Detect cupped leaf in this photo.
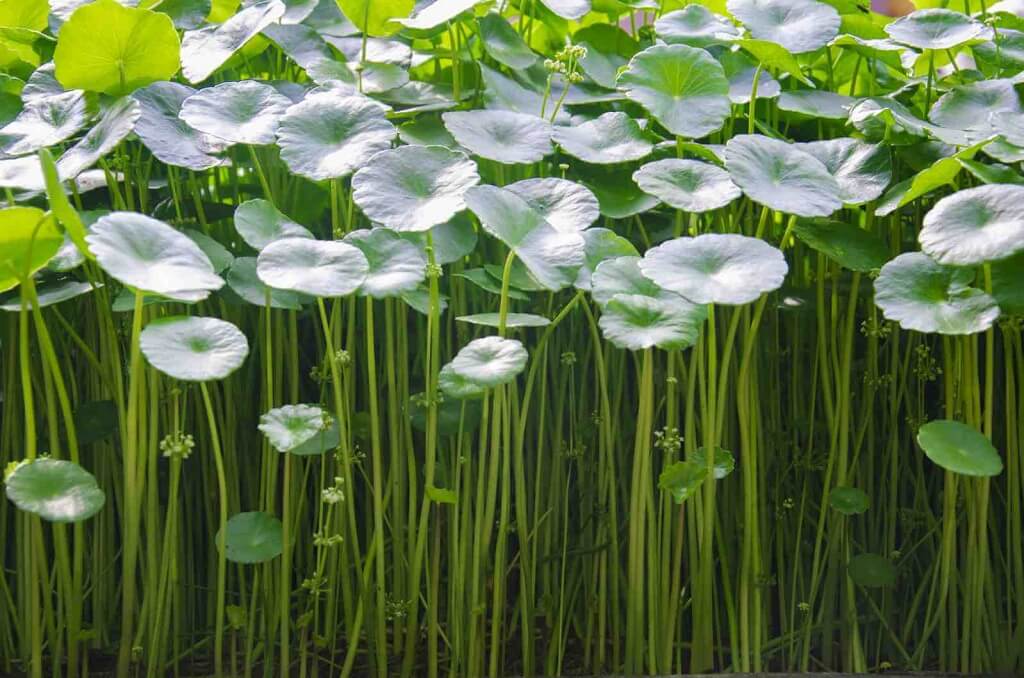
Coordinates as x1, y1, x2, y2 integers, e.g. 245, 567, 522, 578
276, 93, 395, 181
448, 336, 528, 388
180, 1, 286, 83
227, 257, 308, 309
290, 420, 340, 456
552, 111, 652, 165
873, 252, 1000, 335
592, 255, 668, 305
256, 237, 368, 297
442, 110, 552, 164
575, 227, 639, 291
599, 293, 706, 351
217, 512, 283, 563
234, 199, 313, 251
351, 145, 480, 232
5, 459, 105, 523
791, 219, 888, 272
53, 0, 180, 96
693, 447, 735, 479
725, 134, 842, 217
505, 178, 599, 233
796, 138, 891, 206
919, 184, 1024, 266
639, 233, 788, 306
659, 461, 707, 503
884, 9, 988, 51
633, 158, 741, 212
133, 81, 227, 171
727, 0, 840, 54
86, 212, 224, 302
139, 316, 250, 381
180, 80, 292, 146
56, 96, 141, 180
929, 80, 1021, 133
464, 185, 585, 291
617, 44, 731, 139
343, 228, 426, 298
456, 312, 550, 328
0, 206, 62, 293
259, 403, 326, 452
917, 420, 1003, 476
848, 553, 896, 588
439, 363, 488, 399
829, 487, 870, 515
0, 91, 89, 156
398, 214, 477, 265
396, 0, 486, 29
655, 6, 739, 48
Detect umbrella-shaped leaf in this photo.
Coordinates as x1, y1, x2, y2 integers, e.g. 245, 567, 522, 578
56, 96, 141, 180
179, 80, 291, 146
797, 138, 891, 206
5, 459, 105, 523
53, 0, 180, 96
617, 44, 730, 139
140, 316, 249, 381
86, 212, 224, 302
634, 158, 741, 212
291, 420, 341, 456
337, 0, 413, 36
592, 255, 667, 306
442, 110, 552, 165
884, 9, 988, 51
0, 206, 62, 293
180, 1, 286, 84
873, 252, 1000, 335
256, 237, 368, 297
640, 233, 788, 305
276, 93, 395, 181
133, 81, 227, 171
439, 363, 488, 399
448, 336, 528, 388
456, 312, 550, 328
575, 227, 639, 291
259, 403, 326, 452
725, 134, 842, 217
217, 512, 283, 563
659, 460, 707, 503
351, 145, 479, 232
343, 228, 426, 298
399, 115, 458, 148
830, 487, 870, 515
234, 199, 313, 251
552, 111, 653, 165
929, 80, 1021, 133
721, 50, 780, 105
917, 420, 1003, 476
727, 0, 840, 54
0, 91, 89, 156
693, 446, 735, 479
505, 178, 599, 233
655, 6, 739, 48
398, 213, 477, 264
600, 293, 706, 350
478, 12, 536, 70
227, 257, 308, 309
464, 185, 585, 291
919, 184, 1024, 266
848, 553, 896, 588
791, 219, 888, 272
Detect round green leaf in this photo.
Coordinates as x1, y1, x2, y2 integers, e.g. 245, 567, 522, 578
725, 134, 842, 217
343, 228, 427, 298
796, 138, 891, 206
256, 237, 368, 298
655, 6, 739, 48
5, 459, 105, 523
727, 0, 840, 54
0, 206, 62, 293
351, 145, 480, 232
693, 446, 735, 479
397, 213, 477, 265
54, 0, 180, 96
133, 81, 228, 171
617, 44, 731, 139
139, 315, 249, 381
259, 404, 326, 452
640, 233, 788, 305
234, 199, 313, 251
179, 80, 292, 146
873, 252, 1000, 335
599, 293, 706, 351
0, 90, 89, 156
884, 9, 988, 51
86, 212, 224, 302
633, 158, 741, 213
505, 178, 599, 233
276, 93, 395, 181
290, 420, 341, 456
917, 420, 1003, 477
929, 79, 1021, 133
180, 1, 286, 84
848, 553, 896, 588
217, 512, 283, 564
919, 184, 1024, 266
659, 461, 707, 503
585, 169, 660, 219
439, 363, 488, 399
829, 487, 870, 515
592, 255, 667, 306
448, 336, 528, 388
337, 0, 413, 36
575, 227, 639, 291
552, 111, 653, 165
226, 257, 308, 310
456, 312, 550, 328
791, 219, 889, 272
442, 110, 553, 165
477, 11, 537, 70
184, 229, 233, 273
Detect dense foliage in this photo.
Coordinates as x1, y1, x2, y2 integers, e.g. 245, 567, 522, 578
1, 0, 1023, 676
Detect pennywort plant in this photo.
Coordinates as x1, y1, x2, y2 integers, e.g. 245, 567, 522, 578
1, 0, 1024, 675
